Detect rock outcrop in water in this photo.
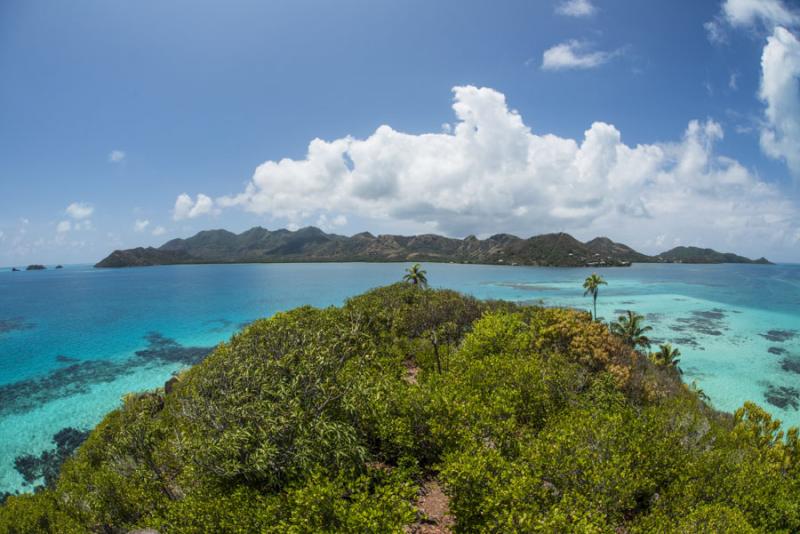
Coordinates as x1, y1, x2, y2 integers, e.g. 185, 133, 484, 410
94, 226, 772, 268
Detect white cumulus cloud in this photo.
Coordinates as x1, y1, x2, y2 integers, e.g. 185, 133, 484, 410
760, 26, 800, 176
173, 193, 216, 220
134, 219, 150, 232
706, 0, 799, 44
707, 1, 800, 180
152, 226, 166, 236
57, 220, 72, 233
66, 202, 94, 220
555, 0, 596, 17
542, 40, 618, 70
108, 150, 126, 163
722, 0, 799, 28
203, 85, 798, 258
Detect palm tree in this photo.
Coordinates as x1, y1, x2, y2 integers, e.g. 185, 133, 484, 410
689, 380, 709, 401
403, 263, 428, 288
651, 343, 682, 372
582, 273, 607, 320
610, 310, 652, 351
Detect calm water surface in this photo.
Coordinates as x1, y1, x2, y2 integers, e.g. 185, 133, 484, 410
1, 262, 799, 493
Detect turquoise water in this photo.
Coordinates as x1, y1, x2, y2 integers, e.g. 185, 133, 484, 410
1, 261, 799, 494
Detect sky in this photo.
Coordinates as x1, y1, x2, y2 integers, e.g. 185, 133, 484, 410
2, 0, 800, 264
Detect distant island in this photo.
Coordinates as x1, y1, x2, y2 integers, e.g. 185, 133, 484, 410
95, 226, 772, 268
25, 265, 46, 271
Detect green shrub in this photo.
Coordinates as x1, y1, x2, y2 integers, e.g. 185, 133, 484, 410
3, 284, 800, 533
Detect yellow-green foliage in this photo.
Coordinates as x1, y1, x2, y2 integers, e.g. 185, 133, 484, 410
2, 283, 799, 533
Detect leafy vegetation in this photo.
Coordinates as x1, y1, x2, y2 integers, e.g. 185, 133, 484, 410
403, 263, 428, 288
651, 343, 682, 372
2, 282, 799, 533
611, 310, 653, 351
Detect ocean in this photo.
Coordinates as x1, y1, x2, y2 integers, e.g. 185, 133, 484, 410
1, 261, 799, 494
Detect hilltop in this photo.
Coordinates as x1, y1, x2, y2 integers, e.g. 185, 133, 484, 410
656, 246, 772, 265
1, 283, 797, 532
95, 227, 772, 268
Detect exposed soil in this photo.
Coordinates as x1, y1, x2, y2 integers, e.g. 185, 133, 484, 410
406, 480, 453, 534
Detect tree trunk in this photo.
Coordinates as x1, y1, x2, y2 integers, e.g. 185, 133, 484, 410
432, 332, 442, 374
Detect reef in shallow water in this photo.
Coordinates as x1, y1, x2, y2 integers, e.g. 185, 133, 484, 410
13, 427, 89, 492
0, 333, 213, 418
671, 336, 704, 350
760, 330, 798, 343
135, 332, 211, 365
0, 317, 35, 335
764, 384, 800, 410
669, 309, 728, 337
781, 357, 800, 375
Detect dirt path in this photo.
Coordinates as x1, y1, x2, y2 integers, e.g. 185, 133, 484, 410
406, 479, 453, 533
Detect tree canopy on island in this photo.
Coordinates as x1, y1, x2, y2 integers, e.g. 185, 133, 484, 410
2, 283, 799, 533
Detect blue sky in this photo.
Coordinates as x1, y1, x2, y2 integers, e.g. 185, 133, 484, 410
2, 0, 800, 264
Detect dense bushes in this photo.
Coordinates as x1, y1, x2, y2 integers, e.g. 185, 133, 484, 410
2, 283, 800, 533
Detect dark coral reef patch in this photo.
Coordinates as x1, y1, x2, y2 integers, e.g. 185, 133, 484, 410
13, 427, 89, 490
760, 330, 798, 343
135, 332, 211, 365
764, 384, 800, 410
0, 317, 34, 335
670, 309, 728, 337
781, 357, 800, 374
0, 333, 212, 418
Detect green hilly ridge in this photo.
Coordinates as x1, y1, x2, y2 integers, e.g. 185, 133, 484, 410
2, 283, 797, 533
94, 226, 772, 268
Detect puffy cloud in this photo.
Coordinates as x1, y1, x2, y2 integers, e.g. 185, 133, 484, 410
134, 219, 150, 232
541, 40, 618, 70
57, 220, 71, 233
152, 226, 166, 236
65, 202, 94, 220
759, 26, 800, 176
204, 85, 798, 257
721, 0, 798, 28
108, 150, 126, 163
708, 1, 800, 179
173, 193, 216, 220
705, 0, 798, 44
555, 0, 596, 17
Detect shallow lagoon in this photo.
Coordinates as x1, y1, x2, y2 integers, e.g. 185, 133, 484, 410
1, 261, 799, 493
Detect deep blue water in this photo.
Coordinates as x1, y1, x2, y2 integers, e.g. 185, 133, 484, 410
1, 261, 800, 494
